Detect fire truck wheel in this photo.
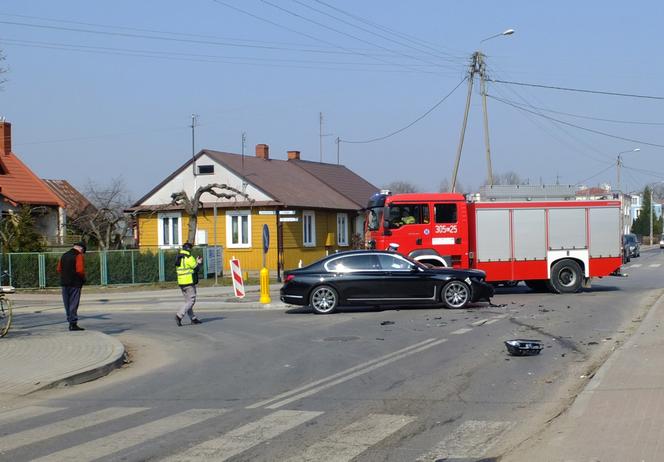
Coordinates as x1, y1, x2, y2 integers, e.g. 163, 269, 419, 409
441, 280, 470, 309
310, 285, 339, 314
549, 259, 583, 294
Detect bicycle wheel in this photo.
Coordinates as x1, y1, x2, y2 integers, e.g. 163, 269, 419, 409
0, 298, 12, 337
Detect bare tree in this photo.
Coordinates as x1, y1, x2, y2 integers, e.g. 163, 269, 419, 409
0, 49, 7, 89
74, 178, 133, 250
484, 171, 525, 186
383, 181, 419, 194
439, 178, 466, 193
171, 183, 253, 244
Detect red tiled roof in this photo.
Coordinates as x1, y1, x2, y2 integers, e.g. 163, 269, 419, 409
42, 179, 94, 218
0, 152, 64, 207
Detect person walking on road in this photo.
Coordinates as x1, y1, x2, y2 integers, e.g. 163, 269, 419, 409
57, 242, 87, 331
175, 242, 203, 326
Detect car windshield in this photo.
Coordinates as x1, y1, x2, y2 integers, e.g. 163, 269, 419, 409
366, 207, 382, 231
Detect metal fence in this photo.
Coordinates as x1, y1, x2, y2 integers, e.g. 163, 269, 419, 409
0, 246, 223, 289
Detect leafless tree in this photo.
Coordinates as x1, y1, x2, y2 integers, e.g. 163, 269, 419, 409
383, 181, 419, 194
171, 183, 253, 244
439, 178, 466, 193
74, 178, 133, 250
0, 49, 7, 89
484, 171, 525, 186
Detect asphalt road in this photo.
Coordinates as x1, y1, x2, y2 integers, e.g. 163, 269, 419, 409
3, 248, 664, 461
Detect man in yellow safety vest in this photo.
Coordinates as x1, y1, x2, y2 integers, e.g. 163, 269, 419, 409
175, 242, 203, 326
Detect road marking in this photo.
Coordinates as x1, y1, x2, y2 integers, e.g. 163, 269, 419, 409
630, 264, 642, 268
31, 408, 227, 462
163, 410, 322, 462
650, 263, 661, 268
451, 327, 473, 335
0, 407, 146, 453
471, 318, 489, 326
416, 420, 513, 461
266, 339, 447, 409
285, 413, 415, 461
485, 318, 501, 325
247, 338, 441, 409
0, 406, 65, 425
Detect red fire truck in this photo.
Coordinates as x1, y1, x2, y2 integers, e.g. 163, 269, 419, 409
365, 186, 623, 293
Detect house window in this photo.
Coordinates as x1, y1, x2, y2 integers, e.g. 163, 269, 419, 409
197, 165, 214, 175
303, 211, 316, 247
226, 210, 251, 248
158, 212, 181, 247
337, 213, 348, 246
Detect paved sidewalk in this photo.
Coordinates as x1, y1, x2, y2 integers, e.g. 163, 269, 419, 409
0, 331, 125, 399
503, 292, 664, 462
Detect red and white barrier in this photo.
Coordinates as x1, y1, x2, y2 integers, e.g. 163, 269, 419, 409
230, 257, 245, 298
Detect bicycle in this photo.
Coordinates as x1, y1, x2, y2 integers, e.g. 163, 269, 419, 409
0, 285, 14, 337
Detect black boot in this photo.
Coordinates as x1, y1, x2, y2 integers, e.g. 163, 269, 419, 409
191, 317, 202, 325
69, 322, 85, 331
175, 314, 183, 327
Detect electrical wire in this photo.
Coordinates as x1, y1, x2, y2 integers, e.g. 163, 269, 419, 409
488, 94, 664, 149
491, 79, 664, 100
575, 163, 616, 186
340, 76, 466, 144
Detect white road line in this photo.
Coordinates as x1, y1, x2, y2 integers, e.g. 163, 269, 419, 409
31, 408, 227, 462
416, 420, 513, 461
650, 263, 661, 268
163, 410, 322, 462
630, 264, 642, 268
471, 319, 489, 326
247, 338, 439, 409
485, 318, 501, 325
451, 327, 473, 335
0, 406, 65, 425
285, 413, 415, 462
267, 339, 448, 409
0, 407, 146, 453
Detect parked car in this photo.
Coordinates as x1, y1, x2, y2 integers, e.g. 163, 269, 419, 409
280, 250, 494, 314
623, 233, 640, 258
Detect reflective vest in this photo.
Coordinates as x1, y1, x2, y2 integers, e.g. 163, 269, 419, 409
176, 250, 198, 286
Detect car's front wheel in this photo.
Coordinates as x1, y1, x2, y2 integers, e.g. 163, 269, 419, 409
441, 280, 470, 309
310, 285, 339, 314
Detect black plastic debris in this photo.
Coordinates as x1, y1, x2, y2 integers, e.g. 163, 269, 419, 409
504, 339, 543, 356
380, 321, 395, 326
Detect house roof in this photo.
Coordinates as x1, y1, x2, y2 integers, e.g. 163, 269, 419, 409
0, 152, 64, 207
42, 179, 94, 218
133, 149, 378, 211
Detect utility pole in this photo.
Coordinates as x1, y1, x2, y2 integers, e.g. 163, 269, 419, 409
478, 52, 493, 186
319, 112, 324, 163
451, 53, 477, 192
191, 114, 199, 176
241, 131, 246, 170
650, 187, 654, 245
336, 137, 340, 165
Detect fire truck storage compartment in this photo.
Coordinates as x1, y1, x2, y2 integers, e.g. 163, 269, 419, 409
513, 209, 546, 260
476, 209, 510, 262
548, 208, 586, 250
589, 206, 620, 257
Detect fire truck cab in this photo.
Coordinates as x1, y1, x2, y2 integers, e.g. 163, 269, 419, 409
365, 186, 623, 293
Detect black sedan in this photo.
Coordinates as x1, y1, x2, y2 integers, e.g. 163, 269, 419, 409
280, 250, 494, 314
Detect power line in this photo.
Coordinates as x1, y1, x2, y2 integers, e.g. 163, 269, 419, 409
576, 163, 616, 186
491, 78, 664, 100
489, 94, 664, 149
341, 76, 466, 144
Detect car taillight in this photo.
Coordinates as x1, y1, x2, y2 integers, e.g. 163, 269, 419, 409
284, 274, 295, 283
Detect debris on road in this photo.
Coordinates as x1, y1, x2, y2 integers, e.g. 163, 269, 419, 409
505, 339, 544, 356
380, 320, 395, 326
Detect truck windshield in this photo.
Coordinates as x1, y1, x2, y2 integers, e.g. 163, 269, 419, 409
366, 207, 382, 231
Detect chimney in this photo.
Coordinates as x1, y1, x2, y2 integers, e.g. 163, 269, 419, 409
255, 144, 269, 160
287, 150, 301, 161
0, 121, 10, 156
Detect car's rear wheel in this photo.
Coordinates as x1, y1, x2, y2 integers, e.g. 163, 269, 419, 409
310, 285, 339, 314
441, 280, 470, 309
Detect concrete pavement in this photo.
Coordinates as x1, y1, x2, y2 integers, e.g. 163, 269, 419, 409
1, 284, 286, 398
504, 290, 664, 462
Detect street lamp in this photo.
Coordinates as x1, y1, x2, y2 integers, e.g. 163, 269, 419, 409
451, 28, 515, 192
616, 148, 640, 192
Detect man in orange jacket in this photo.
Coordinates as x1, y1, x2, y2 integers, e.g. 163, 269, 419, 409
57, 242, 87, 331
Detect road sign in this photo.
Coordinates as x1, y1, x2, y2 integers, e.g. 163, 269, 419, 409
230, 258, 245, 298
262, 224, 270, 254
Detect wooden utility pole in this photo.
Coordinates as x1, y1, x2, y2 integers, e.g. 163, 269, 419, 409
478, 52, 493, 186
451, 54, 477, 192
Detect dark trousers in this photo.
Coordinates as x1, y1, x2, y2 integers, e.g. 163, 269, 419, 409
62, 286, 82, 323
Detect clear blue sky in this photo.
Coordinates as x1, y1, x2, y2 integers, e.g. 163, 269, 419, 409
1, 0, 662, 200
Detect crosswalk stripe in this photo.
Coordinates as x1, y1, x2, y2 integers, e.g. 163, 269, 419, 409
0, 406, 65, 425
162, 410, 322, 462
650, 263, 661, 268
630, 264, 642, 268
0, 407, 146, 453
31, 408, 227, 462
416, 420, 513, 461
285, 413, 415, 462
451, 327, 473, 335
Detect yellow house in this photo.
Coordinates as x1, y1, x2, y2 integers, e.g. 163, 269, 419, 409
129, 144, 378, 278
